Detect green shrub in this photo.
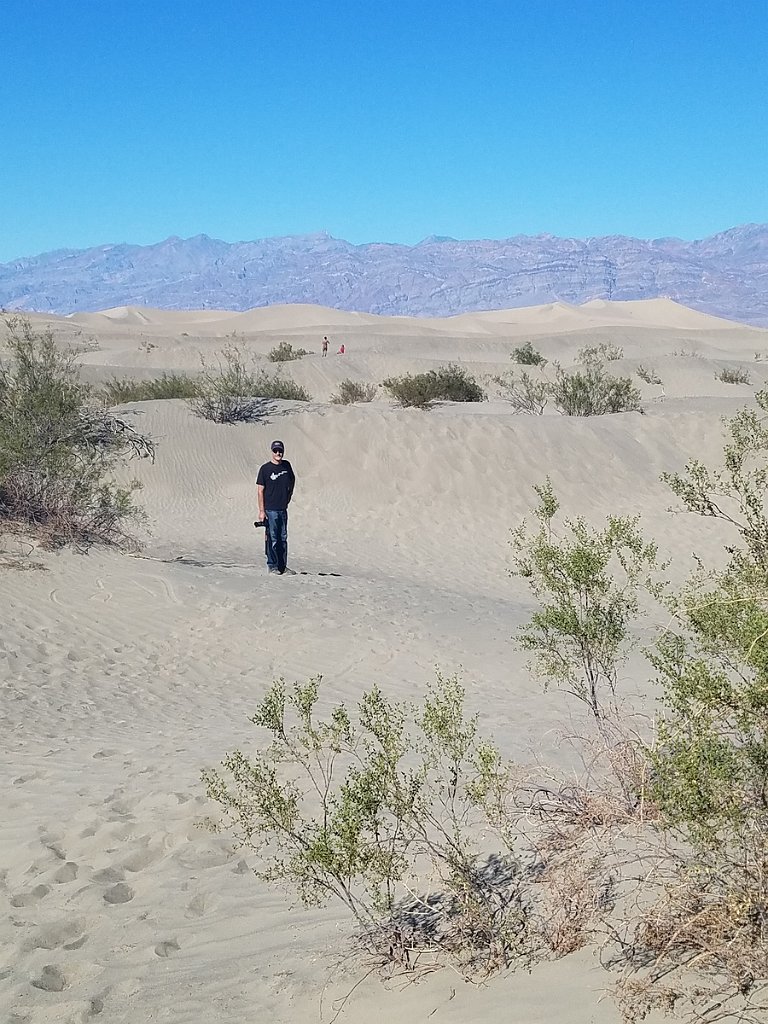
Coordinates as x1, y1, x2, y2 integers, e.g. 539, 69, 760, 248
330, 379, 378, 404
203, 672, 534, 974
100, 373, 201, 404
716, 366, 751, 385
0, 317, 153, 549
493, 370, 549, 414
190, 345, 311, 423
382, 364, 486, 409
511, 479, 665, 718
615, 390, 768, 1020
512, 341, 547, 366
267, 341, 312, 362
550, 365, 642, 416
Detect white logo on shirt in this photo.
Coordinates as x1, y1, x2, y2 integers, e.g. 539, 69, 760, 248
270, 470, 288, 481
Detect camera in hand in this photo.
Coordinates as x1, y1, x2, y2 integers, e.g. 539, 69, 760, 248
254, 518, 268, 529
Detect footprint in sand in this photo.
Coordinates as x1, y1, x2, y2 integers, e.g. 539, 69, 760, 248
185, 894, 206, 918
93, 867, 125, 884
103, 882, 134, 905
154, 938, 180, 958
31, 964, 67, 992
53, 861, 79, 883
25, 916, 87, 951
10, 884, 50, 907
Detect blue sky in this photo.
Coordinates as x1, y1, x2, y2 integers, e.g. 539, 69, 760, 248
2, 0, 766, 262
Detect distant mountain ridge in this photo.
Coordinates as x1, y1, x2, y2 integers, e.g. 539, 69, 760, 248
2, 224, 768, 325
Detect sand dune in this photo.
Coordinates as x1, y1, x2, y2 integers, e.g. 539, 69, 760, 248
2, 299, 767, 1023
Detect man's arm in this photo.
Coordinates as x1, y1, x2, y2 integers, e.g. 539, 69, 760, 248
257, 483, 266, 519
287, 464, 295, 505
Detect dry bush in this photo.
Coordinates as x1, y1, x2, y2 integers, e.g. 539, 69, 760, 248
190, 344, 311, 422
100, 373, 201, 404
716, 366, 751, 385
636, 364, 663, 385
267, 341, 311, 362
536, 854, 615, 956
613, 829, 768, 1023
578, 342, 624, 364
330, 379, 378, 404
493, 370, 549, 414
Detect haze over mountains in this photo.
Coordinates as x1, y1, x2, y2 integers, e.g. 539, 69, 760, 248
2, 222, 767, 325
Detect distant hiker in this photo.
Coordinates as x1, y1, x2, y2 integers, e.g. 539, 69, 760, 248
337, 343, 345, 355
256, 440, 296, 575
322, 336, 329, 356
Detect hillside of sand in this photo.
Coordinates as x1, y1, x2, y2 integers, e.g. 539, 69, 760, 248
2, 299, 768, 1024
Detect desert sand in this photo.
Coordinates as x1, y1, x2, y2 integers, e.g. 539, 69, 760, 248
2, 299, 768, 1023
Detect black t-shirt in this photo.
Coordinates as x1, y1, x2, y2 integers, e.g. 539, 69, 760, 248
257, 459, 295, 511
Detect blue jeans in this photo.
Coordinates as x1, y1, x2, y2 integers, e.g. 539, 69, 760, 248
265, 509, 288, 572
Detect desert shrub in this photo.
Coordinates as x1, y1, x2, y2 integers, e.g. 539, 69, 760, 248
382, 365, 486, 409
100, 373, 201, 404
550, 365, 642, 416
267, 341, 311, 362
190, 345, 311, 423
330, 379, 378, 404
612, 389, 768, 1020
578, 342, 624, 364
67, 332, 100, 355
636, 364, 662, 385
203, 673, 537, 975
511, 341, 547, 366
672, 348, 704, 359
493, 370, 549, 415
716, 366, 751, 385
0, 316, 153, 549
511, 479, 665, 718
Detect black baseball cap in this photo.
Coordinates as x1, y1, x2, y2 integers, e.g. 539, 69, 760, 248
271, 440, 285, 452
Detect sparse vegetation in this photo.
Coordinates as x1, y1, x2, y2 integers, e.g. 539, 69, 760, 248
716, 366, 751, 385
190, 344, 311, 423
636, 363, 663, 385
511, 341, 547, 366
493, 370, 548, 415
672, 347, 704, 359
578, 342, 624, 364
67, 332, 100, 355
382, 365, 486, 409
494, 363, 642, 416
203, 385, 768, 1021
510, 479, 665, 718
0, 316, 153, 549
330, 379, 378, 404
100, 373, 201, 405
267, 341, 312, 362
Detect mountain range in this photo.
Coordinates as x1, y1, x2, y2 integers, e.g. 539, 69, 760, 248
2, 224, 767, 325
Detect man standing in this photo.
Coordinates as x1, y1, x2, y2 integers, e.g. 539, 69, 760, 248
322, 336, 329, 356
256, 440, 296, 575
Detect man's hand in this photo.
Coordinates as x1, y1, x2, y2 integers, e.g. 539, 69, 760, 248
254, 518, 267, 529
